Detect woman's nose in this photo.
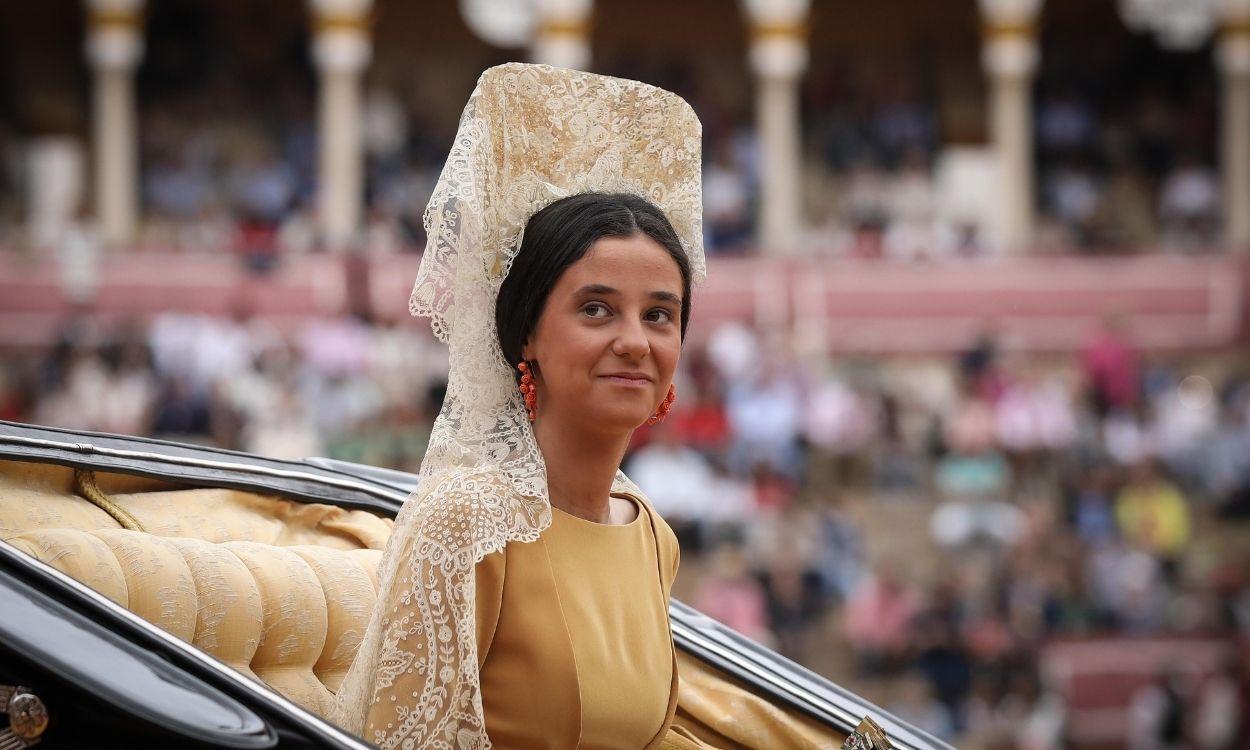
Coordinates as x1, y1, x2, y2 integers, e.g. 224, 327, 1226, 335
611, 318, 650, 359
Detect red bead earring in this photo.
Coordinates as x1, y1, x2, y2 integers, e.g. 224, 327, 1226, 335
518, 361, 537, 421
647, 384, 677, 425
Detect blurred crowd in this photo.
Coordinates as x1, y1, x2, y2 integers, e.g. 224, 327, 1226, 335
114, 70, 1221, 262
3, 27, 1219, 262
630, 320, 1250, 748
2, 308, 1248, 748
0, 310, 449, 470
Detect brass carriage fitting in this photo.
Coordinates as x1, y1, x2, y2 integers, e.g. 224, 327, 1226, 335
841, 716, 893, 750
0, 685, 48, 749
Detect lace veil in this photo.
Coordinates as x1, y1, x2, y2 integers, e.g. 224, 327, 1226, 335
330, 63, 705, 748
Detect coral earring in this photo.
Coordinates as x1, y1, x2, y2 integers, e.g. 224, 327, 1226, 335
518, 361, 537, 421
647, 384, 676, 426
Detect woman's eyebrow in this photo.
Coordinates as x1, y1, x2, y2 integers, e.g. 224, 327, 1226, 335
574, 283, 618, 296
574, 284, 681, 305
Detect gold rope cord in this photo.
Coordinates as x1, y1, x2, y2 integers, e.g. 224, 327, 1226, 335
73, 468, 146, 533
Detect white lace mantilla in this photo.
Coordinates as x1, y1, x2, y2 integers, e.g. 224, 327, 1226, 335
330, 63, 705, 749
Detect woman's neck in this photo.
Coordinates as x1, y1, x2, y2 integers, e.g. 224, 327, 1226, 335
533, 413, 630, 524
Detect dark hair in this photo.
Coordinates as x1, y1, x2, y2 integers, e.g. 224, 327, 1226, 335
495, 192, 692, 371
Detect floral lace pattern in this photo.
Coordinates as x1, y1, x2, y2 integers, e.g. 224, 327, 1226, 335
330, 63, 704, 749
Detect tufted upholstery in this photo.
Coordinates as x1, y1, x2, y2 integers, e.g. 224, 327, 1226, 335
1, 458, 850, 747
0, 459, 391, 718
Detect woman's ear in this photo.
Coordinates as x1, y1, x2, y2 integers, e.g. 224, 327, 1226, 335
520, 348, 540, 377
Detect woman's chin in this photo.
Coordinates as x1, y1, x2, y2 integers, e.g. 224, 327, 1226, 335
579, 406, 654, 434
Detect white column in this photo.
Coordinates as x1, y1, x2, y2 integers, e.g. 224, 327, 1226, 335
532, 0, 592, 70
1219, 1, 1250, 253
310, 0, 372, 250
86, 0, 144, 248
979, 0, 1041, 255
742, 0, 809, 255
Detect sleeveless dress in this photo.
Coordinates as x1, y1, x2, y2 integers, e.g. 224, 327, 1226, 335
474, 492, 678, 748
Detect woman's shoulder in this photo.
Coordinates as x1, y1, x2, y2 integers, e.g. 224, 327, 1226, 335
622, 488, 681, 586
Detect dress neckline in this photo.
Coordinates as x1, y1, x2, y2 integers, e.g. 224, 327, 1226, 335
550, 492, 644, 529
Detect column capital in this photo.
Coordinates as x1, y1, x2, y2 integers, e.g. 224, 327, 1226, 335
982, 31, 1038, 78
537, 19, 591, 38
1219, 28, 1250, 75
309, 0, 372, 19
1222, 0, 1250, 22
309, 0, 373, 73
536, 0, 592, 25
979, 0, 1041, 78
977, 0, 1042, 28
749, 35, 808, 79
1220, 0, 1250, 75
531, 0, 591, 70
742, 0, 809, 79
85, 0, 144, 71
741, 0, 809, 27
86, 0, 143, 19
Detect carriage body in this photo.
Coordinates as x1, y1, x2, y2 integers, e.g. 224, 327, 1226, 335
0, 420, 950, 750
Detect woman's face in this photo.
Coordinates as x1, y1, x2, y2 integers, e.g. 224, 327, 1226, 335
522, 233, 684, 434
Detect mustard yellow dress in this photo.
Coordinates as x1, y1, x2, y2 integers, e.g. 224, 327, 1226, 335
473, 492, 681, 749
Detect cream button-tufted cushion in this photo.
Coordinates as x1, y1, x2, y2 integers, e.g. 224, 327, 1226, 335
8, 529, 130, 607
107, 488, 394, 550
222, 541, 335, 718
348, 548, 383, 591
0, 459, 393, 718
92, 529, 198, 642
166, 536, 265, 680
289, 546, 378, 693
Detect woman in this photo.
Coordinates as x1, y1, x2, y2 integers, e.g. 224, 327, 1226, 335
331, 63, 710, 749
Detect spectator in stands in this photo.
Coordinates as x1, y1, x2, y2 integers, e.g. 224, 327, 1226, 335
843, 564, 919, 675
694, 540, 772, 644
1127, 666, 1189, 750
702, 143, 752, 253
724, 354, 804, 480
145, 152, 214, 220
758, 545, 826, 662
807, 501, 866, 602
1194, 656, 1249, 750
887, 673, 955, 741
1158, 154, 1220, 252
1099, 160, 1158, 250
805, 372, 879, 490
883, 147, 936, 262
1068, 462, 1119, 545
626, 422, 720, 549
1152, 371, 1219, 488
1115, 458, 1192, 577
668, 378, 730, 460
839, 156, 891, 260
1205, 381, 1250, 515
1044, 157, 1102, 249
1081, 313, 1141, 418
911, 580, 975, 732
1012, 668, 1068, 750
1037, 89, 1096, 157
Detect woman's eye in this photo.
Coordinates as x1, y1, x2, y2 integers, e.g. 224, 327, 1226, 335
646, 308, 674, 324
582, 302, 610, 318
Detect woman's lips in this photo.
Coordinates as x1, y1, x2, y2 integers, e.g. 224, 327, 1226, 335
599, 374, 651, 387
